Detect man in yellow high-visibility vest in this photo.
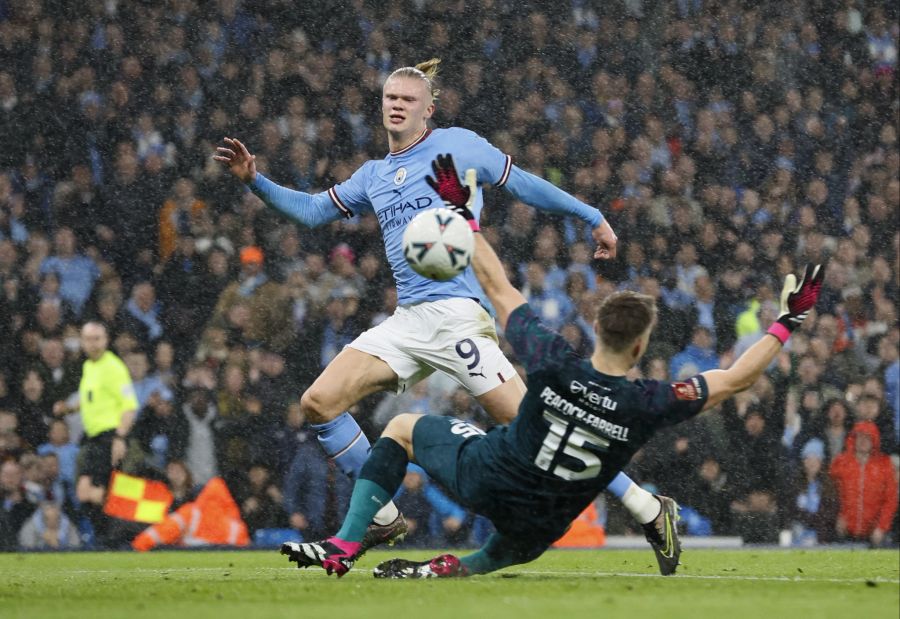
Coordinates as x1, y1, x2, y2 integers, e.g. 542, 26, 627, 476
54, 322, 138, 541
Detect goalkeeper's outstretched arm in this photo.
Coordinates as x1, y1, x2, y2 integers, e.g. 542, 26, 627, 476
214, 137, 342, 228
471, 232, 526, 330
701, 264, 824, 411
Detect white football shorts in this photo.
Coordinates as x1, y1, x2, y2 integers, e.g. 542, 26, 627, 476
348, 298, 517, 396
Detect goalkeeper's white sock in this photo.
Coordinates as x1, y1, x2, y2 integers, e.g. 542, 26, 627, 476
372, 500, 399, 526
622, 484, 662, 524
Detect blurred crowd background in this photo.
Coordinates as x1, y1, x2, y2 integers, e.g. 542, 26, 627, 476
0, 0, 898, 551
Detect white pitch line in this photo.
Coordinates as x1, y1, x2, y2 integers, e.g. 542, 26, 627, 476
42, 566, 900, 585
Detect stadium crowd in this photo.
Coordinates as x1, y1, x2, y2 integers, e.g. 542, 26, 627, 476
0, 0, 898, 550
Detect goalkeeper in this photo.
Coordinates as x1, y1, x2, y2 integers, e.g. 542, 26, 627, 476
282, 154, 825, 578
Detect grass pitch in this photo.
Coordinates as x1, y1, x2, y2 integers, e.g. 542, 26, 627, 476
0, 548, 896, 619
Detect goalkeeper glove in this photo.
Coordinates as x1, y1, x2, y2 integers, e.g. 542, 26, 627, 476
425, 154, 480, 231
767, 264, 824, 344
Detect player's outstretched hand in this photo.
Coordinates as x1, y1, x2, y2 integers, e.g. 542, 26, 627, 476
214, 137, 257, 184
775, 263, 824, 333
592, 219, 618, 260
426, 154, 479, 230
427, 154, 473, 210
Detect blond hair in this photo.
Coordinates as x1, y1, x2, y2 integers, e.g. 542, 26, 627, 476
387, 58, 441, 101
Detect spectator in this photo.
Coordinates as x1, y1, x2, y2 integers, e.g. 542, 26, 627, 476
880, 334, 900, 447
149, 341, 177, 391
181, 387, 219, 486
394, 466, 467, 548
326, 243, 364, 295
130, 392, 188, 473
0, 460, 36, 551
787, 439, 839, 545
35, 338, 80, 406
124, 282, 165, 346
215, 364, 267, 484
795, 398, 853, 465
725, 406, 786, 544
313, 286, 362, 371
17, 501, 80, 550
125, 350, 172, 411
37, 420, 79, 504
854, 393, 896, 454
830, 421, 898, 546
31, 452, 69, 511
670, 326, 718, 380
158, 178, 206, 263
238, 462, 286, 534
14, 368, 51, 449
252, 350, 293, 426
684, 455, 733, 535
39, 227, 99, 317
520, 262, 573, 331
164, 460, 199, 512
156, 233, 209, 347
209, 246, 294, 352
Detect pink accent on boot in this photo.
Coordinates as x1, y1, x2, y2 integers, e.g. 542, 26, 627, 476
429, 554, 467, 577
321, 537, 362, 578
328, 537, 362, 556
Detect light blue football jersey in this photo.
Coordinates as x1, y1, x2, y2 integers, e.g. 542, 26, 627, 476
328, 127, 512, 306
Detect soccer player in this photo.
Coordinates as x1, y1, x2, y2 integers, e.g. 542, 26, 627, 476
214, 59, 669, 564
280, 154, 824, 578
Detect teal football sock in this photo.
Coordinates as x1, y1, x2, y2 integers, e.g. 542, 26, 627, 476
460, 533, 548, 575
336, 437, 408, 542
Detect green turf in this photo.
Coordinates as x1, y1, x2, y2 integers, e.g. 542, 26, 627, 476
0, 548, 896, 619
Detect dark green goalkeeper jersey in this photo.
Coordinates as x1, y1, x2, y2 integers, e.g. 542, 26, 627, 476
425, 303, 710, 545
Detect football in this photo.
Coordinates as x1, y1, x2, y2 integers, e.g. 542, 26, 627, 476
402, 208, 475, 281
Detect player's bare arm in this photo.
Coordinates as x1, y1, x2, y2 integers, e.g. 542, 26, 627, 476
471, 233, 526, 330
701, 264, 824, 411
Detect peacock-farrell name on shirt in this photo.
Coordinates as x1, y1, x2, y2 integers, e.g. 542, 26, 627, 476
539, 386, 630, 442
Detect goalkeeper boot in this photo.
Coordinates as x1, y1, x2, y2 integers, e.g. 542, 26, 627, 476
642, 495, 682, 575
373, 553, 467, 579
359, 512, 408, 554
281, 537, 361, 578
